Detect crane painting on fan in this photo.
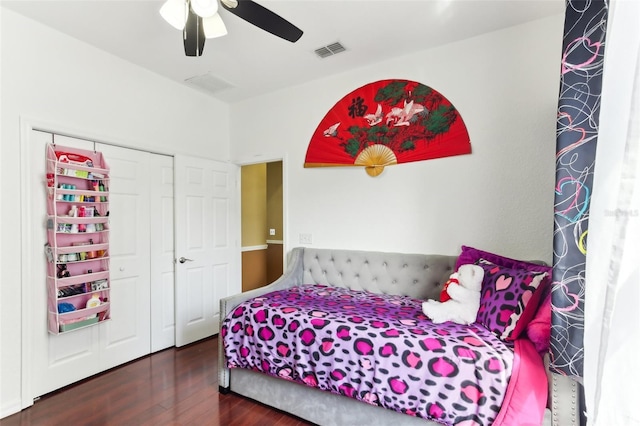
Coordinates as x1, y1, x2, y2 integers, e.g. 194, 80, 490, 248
385, 100, 427, 127
304, 79, 472, 177
364, 104, 383, 126
160, 0, 303, 57
323, 123, 340, 138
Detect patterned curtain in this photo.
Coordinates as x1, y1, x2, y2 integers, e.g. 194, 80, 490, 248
552, 0, 609, 379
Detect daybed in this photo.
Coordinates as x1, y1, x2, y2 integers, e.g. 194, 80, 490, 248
219, 247, 580, 425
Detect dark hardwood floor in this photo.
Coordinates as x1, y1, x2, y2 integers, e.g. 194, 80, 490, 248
1, 336, 312, 426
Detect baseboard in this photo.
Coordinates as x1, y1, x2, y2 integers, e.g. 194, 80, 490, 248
1, 398, 22, 420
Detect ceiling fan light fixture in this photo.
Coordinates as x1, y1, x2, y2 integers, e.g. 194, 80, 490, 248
220, 0, 239, 8
191, 0, 219, 18
160, 0, 187, 30
203, 14, 228, 39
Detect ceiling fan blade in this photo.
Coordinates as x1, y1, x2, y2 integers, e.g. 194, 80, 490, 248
184, 5, 206, 56
221, 0, 303, 43
203, 13, 228, 38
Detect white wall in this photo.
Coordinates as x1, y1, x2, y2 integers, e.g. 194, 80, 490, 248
231, 15, 563, 263
0, 8, 230, 417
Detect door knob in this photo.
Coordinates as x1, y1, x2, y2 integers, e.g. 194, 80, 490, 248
178, 257, 194, 264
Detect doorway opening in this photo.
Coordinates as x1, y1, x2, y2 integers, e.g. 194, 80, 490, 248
241, 161, 284, 292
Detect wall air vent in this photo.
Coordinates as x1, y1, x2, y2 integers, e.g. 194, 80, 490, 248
314, 41, 346, 59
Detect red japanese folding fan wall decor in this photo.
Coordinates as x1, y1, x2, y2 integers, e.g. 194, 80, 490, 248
304, 79, 471, 176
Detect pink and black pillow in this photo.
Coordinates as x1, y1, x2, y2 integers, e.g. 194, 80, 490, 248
455, 246, 551, 341
474, 259, 548, 340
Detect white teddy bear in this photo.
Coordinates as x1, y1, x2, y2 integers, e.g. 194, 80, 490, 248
422, 264, 484, 325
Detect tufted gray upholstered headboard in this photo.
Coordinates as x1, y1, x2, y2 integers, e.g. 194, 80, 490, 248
301, 248, 457, 301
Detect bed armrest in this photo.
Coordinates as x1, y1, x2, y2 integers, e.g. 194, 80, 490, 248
218, 247, 305, 390
551, 372, 581, 425
219, 247, 305, 319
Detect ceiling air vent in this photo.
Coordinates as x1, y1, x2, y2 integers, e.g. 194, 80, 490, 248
314, 41, 346, 59
184, 72, 234, 95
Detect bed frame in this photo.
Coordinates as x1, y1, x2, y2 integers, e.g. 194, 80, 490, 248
219, 247, 580, 425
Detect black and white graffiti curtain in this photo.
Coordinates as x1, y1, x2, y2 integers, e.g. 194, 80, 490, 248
552, 0, 608, 379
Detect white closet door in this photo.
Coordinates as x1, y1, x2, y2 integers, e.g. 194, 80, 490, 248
95, 143, 151, 368
30, 132, 101, 397
150, 155, 175, 352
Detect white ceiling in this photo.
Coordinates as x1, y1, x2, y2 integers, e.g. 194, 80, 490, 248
2, 0, 564, 103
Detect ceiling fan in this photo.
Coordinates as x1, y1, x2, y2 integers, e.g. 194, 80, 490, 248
160, 0, 304, 57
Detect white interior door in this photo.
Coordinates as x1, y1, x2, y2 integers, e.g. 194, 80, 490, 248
95, 143, 151, 368
174, 155, 240, 347
150, 155, 175, 352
